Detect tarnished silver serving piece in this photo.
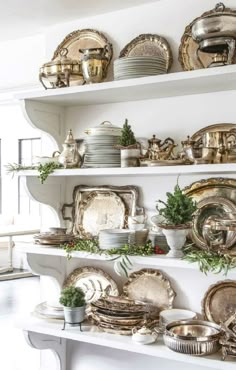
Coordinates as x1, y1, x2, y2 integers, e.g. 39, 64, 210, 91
39, 48, 83, 89
220, 313, 236, 360
163, 320, 222, 356
80, 46, 110, 84
62, 185, 139, 238
192, 3, 236, 68
179, 3, 236, 70
184, 178, 236, 251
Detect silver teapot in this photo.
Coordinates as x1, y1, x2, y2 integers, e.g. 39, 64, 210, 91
55, 129, 82, 168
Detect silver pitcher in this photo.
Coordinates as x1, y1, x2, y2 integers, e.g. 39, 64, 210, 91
80, 46, 109, 84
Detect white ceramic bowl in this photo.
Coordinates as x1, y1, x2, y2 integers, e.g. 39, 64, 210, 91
160, 309, 197, 328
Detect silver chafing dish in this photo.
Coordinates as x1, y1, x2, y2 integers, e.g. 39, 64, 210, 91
163, 320, 222, 356
191, 3, 236, 68
39, 48, 83, 89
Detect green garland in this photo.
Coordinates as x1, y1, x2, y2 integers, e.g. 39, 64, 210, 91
64, 239, 154, 260
182, 244, 236, 275
6, 162, 61, 184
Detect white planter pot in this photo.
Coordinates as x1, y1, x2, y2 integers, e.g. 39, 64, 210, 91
63, 305, 85, 324
120, 148, 140, 168
162, 228, 190, 258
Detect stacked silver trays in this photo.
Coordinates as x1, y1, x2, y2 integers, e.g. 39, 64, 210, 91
83, 135, 121, 168
90, 296, 147, 335
114, 56, 167, 81
34, 231, 75, 245
99, 229, 132, 250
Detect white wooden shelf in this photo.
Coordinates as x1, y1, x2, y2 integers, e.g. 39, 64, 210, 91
15, 243, 236, 276
17, 316, 235, 370
16, 65, 236, 106
18, 163, 236, 178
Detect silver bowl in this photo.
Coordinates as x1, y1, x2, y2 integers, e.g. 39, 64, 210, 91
163, 320, 222, 356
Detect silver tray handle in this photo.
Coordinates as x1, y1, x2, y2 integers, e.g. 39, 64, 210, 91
61, 203, 73, 221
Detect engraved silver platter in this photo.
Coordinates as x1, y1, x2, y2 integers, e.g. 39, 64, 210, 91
119, 34, 173, 72
122, 268, 175, 318
184, 178, 236, 251
202, 280, 236, 324
62, 185, 139, 238
63, 266, 119, 303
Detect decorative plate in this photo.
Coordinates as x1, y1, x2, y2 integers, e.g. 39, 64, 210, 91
62, 185, 139, 238
184, 178, 236, 250
52, 28, 113, 82
122, 268, 175, 318
34, 302, 64, 320
179, 9, 236, 71
192, 196, 236, 250
63, 266, 119, 303
119, 34, 173, 72
202, 280, 236, 324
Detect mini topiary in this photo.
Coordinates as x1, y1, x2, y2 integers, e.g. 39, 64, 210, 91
156, 182, 197, 227
59, 286, 86, 308
117, 119, 137, 148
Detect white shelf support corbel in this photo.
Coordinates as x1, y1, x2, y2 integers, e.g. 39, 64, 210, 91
21, 99, 66, 149
24, 331, 66, 370
27, 253, 66, 287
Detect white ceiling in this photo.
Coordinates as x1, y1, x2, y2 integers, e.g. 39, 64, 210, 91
0, 0, 154, 41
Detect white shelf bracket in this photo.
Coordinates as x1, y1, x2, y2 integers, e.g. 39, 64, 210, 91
27, 253, 66, 289
21, 99, 65, 150
24, 331, 66, 370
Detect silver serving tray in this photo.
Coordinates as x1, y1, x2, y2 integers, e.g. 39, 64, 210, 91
62, 185, 139, 238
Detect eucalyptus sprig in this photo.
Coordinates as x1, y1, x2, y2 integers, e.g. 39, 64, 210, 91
182, 244, 236, 276
63, 239, 154, 277
5, 162, 61, 184
37, 162, 61, 184
64, 239, 154, 260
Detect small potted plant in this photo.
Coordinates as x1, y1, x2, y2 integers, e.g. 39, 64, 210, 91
116, 119, 140, 167
59, 286, 86, 324
156, 182, 197, 258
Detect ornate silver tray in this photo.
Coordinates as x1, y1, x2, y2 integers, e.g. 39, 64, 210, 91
62, 185, 139, 238
52, 28, 113, 83
63, 266, 119, 303
119, 34, 173, 72
202, 280, 236, 324
179, 7, 236, 70
122, 268, 175, 318
184, 178, 236, 251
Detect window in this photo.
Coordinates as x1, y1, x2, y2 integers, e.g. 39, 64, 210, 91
18, 138, 41, 215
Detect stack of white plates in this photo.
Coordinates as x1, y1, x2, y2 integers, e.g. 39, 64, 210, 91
114, 56, 167, 81
99, 229, 132, 250
83, 135, 121, 168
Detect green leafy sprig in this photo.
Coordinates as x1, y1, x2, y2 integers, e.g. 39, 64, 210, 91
6, 162, 61, 184
37, 162, 61, 184
64, 239, 154, 277
182, 244, 236, 275
64, 239, 154, 259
